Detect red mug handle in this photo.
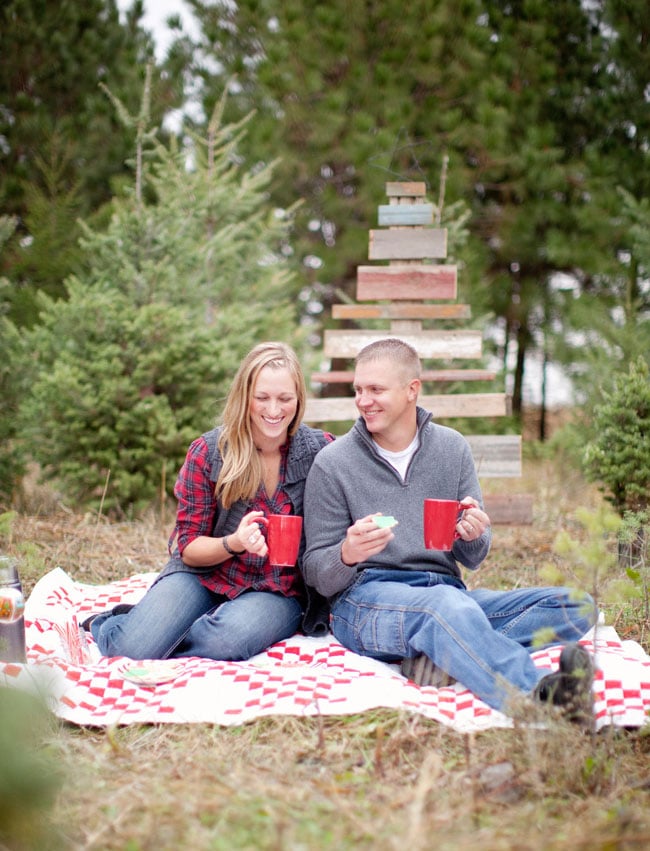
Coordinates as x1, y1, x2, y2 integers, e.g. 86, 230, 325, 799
454, 500, 476, 540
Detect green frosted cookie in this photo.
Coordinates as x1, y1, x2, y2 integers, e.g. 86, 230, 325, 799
373, 515, 398, 529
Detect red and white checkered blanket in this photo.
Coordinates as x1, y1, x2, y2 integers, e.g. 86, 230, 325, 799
2, 568, 649, 732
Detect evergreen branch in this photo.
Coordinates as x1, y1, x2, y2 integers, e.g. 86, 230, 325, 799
100, 64, 157, 205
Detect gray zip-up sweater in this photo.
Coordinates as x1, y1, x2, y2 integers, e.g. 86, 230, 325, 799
302, 407, 491, 600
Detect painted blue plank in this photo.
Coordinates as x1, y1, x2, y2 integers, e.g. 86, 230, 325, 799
378, 204, 434, 226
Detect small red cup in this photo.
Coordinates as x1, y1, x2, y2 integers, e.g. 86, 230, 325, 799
258, 514, 303, 566
423, 499, 474, 551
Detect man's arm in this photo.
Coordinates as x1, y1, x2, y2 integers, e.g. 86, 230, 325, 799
302, 454, 359, 598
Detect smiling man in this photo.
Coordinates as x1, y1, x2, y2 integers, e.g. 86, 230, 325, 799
303, 337, 597, 724
353, 341, 421, 450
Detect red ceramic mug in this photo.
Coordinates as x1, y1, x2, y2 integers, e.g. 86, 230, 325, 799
257, 514, 303, 566
423, 499, 474, 551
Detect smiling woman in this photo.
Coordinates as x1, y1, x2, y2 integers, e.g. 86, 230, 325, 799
86, 342, 334, 662
216, 342, 306, 509
249, 364, 299, 497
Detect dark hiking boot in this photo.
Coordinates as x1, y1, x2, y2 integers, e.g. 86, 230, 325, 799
401, 654, 456, 688
533, 642, 594, 727
81, 603, 135, 632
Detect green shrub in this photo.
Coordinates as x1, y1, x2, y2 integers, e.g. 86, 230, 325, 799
583, 357, 650, 515
0, 317, 26, 508
20, 290, 264, 513
0, 218, 26, 507
618, 509, 650, 622
0, 688, 63, 849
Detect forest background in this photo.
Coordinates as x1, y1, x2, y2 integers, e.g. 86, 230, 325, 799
1, 0, 650, 514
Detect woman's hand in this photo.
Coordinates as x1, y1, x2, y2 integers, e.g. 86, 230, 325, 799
233, 510, 269, 558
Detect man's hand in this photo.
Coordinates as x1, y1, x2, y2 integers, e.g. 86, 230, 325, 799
341, 514, 395, 566
455, 497, 491, 542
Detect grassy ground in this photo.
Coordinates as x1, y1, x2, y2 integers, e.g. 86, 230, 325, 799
2, 446, 650, 851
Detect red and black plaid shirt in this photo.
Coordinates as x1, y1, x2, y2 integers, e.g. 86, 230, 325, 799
171, 435, 304, 600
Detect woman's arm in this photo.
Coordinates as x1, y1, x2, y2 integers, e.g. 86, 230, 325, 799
172, 437, 267, 565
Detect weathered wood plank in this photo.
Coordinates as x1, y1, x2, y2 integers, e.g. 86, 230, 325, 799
378, 204, 434, 226
304, 393, 508, 423
483, 493, 534, 524
311, 368, 497, 384
385, 182, 427, 197
390, 319, 422, 334
323, 328, 483, 359
300, 411, 522, 480
332, 303, 470, 321
465, 435, 522, 478
357, 265, 456, 300
423, 394, 509, 418
369, 228, 447, 261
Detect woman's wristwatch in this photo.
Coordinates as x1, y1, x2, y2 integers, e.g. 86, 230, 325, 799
223, 535, 245, 556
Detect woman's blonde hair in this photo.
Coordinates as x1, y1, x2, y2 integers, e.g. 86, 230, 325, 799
216, 342, 306, 507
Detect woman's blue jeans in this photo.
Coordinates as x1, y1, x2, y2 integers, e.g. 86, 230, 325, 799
330, 569, 596, 712
91, 571, 302, 661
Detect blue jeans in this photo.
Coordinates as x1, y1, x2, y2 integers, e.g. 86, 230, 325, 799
91, 571, 303, 661
330, 569, 596, 712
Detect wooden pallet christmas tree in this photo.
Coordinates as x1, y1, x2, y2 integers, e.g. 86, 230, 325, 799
304, 181, 532, 524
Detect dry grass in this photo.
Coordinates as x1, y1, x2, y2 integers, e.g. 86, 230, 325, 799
3, 450, 650, 851
47, 715, 650, 851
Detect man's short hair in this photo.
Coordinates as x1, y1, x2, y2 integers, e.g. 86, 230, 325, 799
355, 338, 421, 380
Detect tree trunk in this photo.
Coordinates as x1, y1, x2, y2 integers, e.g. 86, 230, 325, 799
539, 341, 548, 442
512, 324, 528, 416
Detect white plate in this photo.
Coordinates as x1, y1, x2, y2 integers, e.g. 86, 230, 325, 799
118, 660, 185, 687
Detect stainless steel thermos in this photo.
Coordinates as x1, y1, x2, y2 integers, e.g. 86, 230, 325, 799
0, 555, 27, 662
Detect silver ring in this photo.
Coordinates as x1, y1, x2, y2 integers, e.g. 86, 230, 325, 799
248, 534, 256, 543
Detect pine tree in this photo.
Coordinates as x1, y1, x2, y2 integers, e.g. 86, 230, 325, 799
466, 0, 611, 419
178, 0, 488, 293
552, 0, 650, 405
0, 0, 179, 325
583, 357, 650, 516
17, 94, 301, 514
557, 187, 650, 417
